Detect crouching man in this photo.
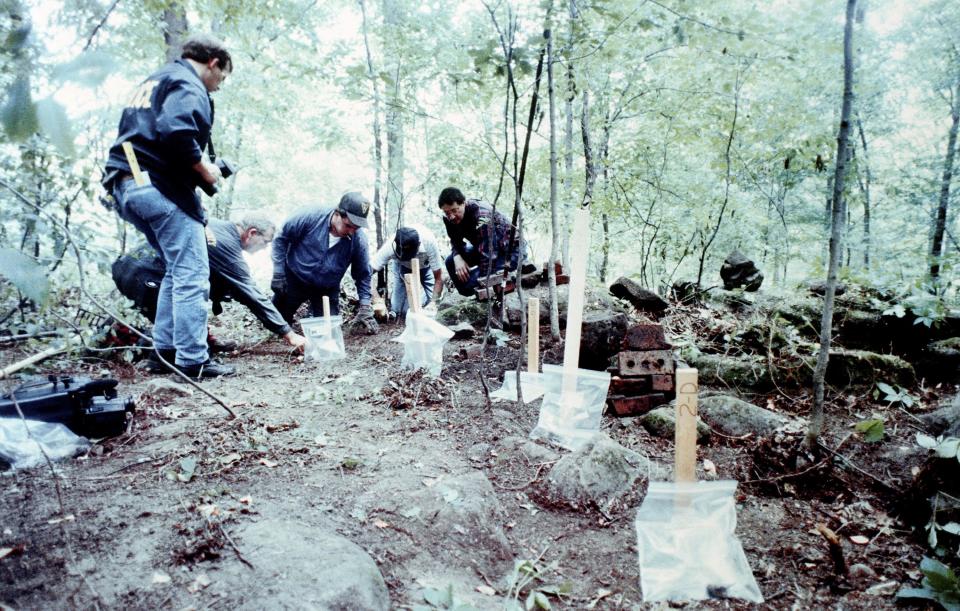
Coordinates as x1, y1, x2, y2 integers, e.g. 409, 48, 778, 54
370, 225, 444, 320
437, 187, 527, 297
113, 215, 307, 372
270, 192, 379, 334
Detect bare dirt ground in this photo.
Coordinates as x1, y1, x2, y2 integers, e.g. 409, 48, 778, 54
0, 307, 948, 610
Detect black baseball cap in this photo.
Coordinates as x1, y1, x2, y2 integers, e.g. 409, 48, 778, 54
338, 192, 371, 228
393, 227, 420, 261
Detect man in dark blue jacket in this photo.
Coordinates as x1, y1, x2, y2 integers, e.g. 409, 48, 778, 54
103, 35, 235, 380
271, 192, 379, 334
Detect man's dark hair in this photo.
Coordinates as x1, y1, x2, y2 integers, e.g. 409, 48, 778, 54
181, 35, 233, 73
437, 187, 465, 208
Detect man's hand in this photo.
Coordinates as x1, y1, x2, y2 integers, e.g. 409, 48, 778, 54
284, 330, 307, 352
355, 304, 379, 334
453, 254, 470, 282
192, 159, 222, 186
270, 274, 287, 295
371, 297, 388, 320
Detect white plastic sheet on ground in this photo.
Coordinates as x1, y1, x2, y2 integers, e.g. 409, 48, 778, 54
0, 418, 89, 470
394, 312, 454, 377
529, 366, 610, 451
301, 315, 345, 362
635, 480, 763, 603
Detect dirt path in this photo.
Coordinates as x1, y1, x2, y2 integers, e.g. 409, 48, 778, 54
0, 323, 931, 609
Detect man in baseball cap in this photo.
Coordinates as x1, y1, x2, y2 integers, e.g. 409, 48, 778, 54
270, 191, 378, 334
368, 224, 445, 320
337, 191, 370, 228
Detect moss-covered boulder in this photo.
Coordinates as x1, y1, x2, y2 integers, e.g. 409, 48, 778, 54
437, 297, 488, 326
685, 352, 773, 391
917, 337, 960, 381
698, 394, 792, 437
825, 349, 916, 387
639, 406, 711, 442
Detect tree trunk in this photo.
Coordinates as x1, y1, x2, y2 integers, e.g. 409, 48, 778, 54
359, 0, 386, 279
546, 22, 561, 340
694, 69, 741, 289
162, 3, 187, 61
218, 114, 245, 219
581, 90, 598, 279
599, 104, 612, 284
560, 0, 577, 271
601, 213, 609, 282
382, 0, 405, 230
808, 0, 859, 447
856, 116, 872, 269
930, 82, 960, 281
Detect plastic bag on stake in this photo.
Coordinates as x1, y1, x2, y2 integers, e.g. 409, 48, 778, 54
394, 312, 454, 376
301, 297, 345, 362
634, 368, 763, 603
394, 266, 454, 376
529, 209, 610, 450
493, 297, 544, 402
529, 365, 610, 449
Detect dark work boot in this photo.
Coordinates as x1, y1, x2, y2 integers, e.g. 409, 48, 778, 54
179, 359, 237, 381
141, 348, 176, 374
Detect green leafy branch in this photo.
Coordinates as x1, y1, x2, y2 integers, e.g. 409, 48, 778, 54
897, 557, 960, 611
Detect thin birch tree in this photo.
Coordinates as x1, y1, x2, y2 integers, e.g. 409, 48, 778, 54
807, 0, 859, 447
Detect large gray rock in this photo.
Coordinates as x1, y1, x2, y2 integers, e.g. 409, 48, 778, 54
920, 337, 960, 382
503, 287, 568, 329
685, 352, 772, 391
437, 296, 488, 326
698, 394, 791, 437
496, 436, 561, 464
541, 434, 665, 509
824, 349, 916, 387
920, 393, 960, 438
639, 406, 712, 442
407, 471, 513, 576
234, 520, 389, 610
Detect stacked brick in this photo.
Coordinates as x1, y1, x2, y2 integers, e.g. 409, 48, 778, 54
607, 323, 675, 416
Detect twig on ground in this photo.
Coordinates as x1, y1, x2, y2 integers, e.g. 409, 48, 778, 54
0, 331, 61, 344
216, 523, 254, 570
492, 460, 556, 491
817, 439, 899, 491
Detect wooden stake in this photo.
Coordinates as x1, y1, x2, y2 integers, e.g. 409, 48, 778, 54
402, 273, 418, 312
121, 142, 148, 186
527, 297, 539, 373
410, 258, 422, 312
674, 368, 698, 483
561, 208, 591, 395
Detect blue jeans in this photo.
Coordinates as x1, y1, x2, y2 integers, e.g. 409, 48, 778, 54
390, 260, 434, 314
114, 179, 209, 366
272, 269, 341, 322
445, 243, 524, 296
